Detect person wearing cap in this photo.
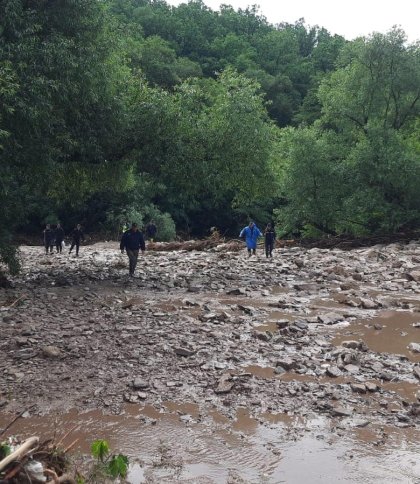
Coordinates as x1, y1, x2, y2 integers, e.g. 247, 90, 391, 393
239, 221, 262, 257
120, 223, 146, 276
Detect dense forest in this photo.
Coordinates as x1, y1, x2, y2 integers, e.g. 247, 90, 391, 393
1, 0, 420, 272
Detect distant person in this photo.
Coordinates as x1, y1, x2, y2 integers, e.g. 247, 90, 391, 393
120, 223, 146, 276
145, 220, 157, 242
55, 223, 65, 253
209, 226, 221, 241
69, 224, 85, 257
239, 221, 262, 257
43, 224, 55, 255
264, 223, 276, 258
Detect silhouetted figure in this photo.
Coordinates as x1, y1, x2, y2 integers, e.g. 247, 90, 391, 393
120, 223, 146, 276
43, 224, 55, 254
264, 223, 276, 258
55, 223, 65, 253
145, 221, 157, 242
69, 224, 84, 256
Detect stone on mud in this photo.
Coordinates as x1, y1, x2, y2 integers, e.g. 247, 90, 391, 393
226, 288, 246, 296
326, 366, 342, 377
215, 373, 234, 394
408, 342, 420, 353
344, 364, 360, 374
351, 383, 366, 394
275, 357, 296, 370
331, 406, 353, 417
174, 347, 195, 357
132, 378, 149, 390
413, 366, 420, 380
254, 331, 272, 342
42, 346, 61, 358
406, 271, 420, 282
317, 313, 343, 325
365, 382, 379, 392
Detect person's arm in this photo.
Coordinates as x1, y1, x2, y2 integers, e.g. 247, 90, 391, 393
81, 230, 85, 242
239, 228, 244, 238
120, 233, 126, 252
140, 233, 146, 252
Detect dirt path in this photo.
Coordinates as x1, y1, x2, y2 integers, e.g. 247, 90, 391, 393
0, 242, 419, 482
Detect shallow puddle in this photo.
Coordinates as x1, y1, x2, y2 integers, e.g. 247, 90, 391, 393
333, 310, 420, 362
1, 407, 419, 483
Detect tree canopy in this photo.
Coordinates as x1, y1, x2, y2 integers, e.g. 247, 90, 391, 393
1, 0, 419, 273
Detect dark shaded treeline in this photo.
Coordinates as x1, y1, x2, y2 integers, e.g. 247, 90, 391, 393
1, 0, 420, 273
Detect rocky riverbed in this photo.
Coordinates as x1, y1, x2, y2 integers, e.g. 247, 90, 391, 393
1, 241, 420, 482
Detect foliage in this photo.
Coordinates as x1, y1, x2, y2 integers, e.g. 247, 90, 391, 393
1, 0, 420, 267
87, 439, 129, 481
275, 29, 420, 236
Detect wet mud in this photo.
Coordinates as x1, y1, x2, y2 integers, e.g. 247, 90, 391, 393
1, 241, 420, 482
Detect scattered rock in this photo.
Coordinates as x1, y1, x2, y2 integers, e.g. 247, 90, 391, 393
215, 373, 234, 394
132, 378, 149, 390
174, 347, 196, 357
41, 346, 61, 358
326, 366, 342, 378
408, 342, 420, 353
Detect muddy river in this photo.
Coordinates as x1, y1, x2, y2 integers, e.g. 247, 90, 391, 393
1, 242, 419, 482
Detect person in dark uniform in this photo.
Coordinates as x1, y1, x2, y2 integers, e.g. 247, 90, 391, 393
264, 223, 276, 258
145, 220, 157, 242
69, 224, 85, 256
120, 223, 146, 276
55, 223, 65, 253
43, 224, 55, 255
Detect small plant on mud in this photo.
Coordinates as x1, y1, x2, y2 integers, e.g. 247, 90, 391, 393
78, 439, 129, 483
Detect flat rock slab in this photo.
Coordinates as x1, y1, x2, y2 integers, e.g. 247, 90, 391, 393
174, 347, 195, 357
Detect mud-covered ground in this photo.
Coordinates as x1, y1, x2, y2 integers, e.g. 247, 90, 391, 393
1, 241, 420, 482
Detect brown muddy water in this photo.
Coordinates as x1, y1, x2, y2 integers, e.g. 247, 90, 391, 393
333, 310, 420, 362
1, 405, 419, 483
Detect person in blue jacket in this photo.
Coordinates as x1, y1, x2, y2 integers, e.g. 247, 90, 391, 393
239, 221, 262, 257
120, 223, 146, 276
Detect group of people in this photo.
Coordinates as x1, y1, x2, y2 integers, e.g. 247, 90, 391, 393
239, 221, 276, 258
119, 220, 275, 278
43, 224, 85, 256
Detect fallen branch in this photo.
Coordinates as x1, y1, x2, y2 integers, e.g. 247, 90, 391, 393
0, 436, 39, 472
0, 405, 36, 437
7, 294, 26, 308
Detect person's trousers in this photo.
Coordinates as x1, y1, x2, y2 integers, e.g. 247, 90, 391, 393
69, 241, 80, 255
45, 243, 54, 254
127, 249, 139, 274
56, 240, 63, 253
265, 241, 274, 257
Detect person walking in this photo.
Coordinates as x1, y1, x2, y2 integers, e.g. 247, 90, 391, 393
264, 223, 276, 258
145, 220, 157, 242
239, 221, 262, 257
69, 224, 85, 257
43, 224, 55, 255
55, 223, 65, 253
120, 223, 146, 276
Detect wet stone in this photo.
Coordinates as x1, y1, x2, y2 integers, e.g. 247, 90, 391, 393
42, 346, 61, 358
365, 382, 379, 392
351, 383, 366, 394
132, 378, 149, 390
174, 347, 195, 357
326, 366, 342, 378
331, 407, 353, 417
275, 357, 297, 370
344, 364, 360, 374
408, 342, 420, 353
